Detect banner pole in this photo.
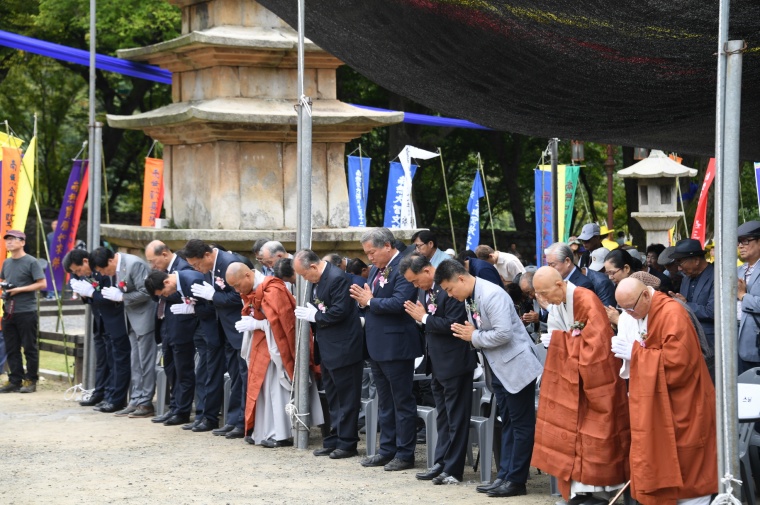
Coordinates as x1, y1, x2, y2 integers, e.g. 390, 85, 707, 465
437, 148, 457, 252
477, 153, 497, 249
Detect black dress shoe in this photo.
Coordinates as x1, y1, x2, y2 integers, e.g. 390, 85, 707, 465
152, 412, 174, 423
243, 436, 255, 445
97, 403, 123, 413
476, 478, 504, 493
259, 438, 293, 448
329, 448, 358, 459
164, 414, 191, 426
94, 400, 107, 409
415, 463, 444, 481
486, 481, 527, 497
431, 472, 461, 485
313, 447, 335, 456
212, 424, 236, 436
182, 418, 202, 430
360, 454, 393, 467
192, 419, 218, 432
225, 426, 245, 439
384, 457, 415, 471
79, 394, 104, 407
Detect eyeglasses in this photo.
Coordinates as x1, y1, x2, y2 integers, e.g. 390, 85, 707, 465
622, 290, 645, 313
739, 238, 759, 246
606, 268, 622, 278
414, 242, 427, 250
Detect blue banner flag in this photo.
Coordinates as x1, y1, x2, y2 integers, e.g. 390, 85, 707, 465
383, 161, 418, 229
465, 171, 485, 251
534, 169, 553, 266
347, 155, 371, 227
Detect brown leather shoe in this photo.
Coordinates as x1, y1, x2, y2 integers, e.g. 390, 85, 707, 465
127, 405, 155, 418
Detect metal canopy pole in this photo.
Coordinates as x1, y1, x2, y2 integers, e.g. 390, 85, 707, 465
714, 34, 744, 496
83, 0, 97, 389
294, 0, 313, 450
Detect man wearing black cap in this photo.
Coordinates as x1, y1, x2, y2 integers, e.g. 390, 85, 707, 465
0, 230, 47, 393
737, 221, 760, 373
668, 238, 715, 350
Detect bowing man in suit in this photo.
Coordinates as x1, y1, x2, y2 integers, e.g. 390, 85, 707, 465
65, 249, 130, 412
349, 228, 421, 471
183, 240, 247, 438
144, 241, 198, 426
400, 254, 476, 485
545, 242, 595, 293
436, 260, 543, 498
457, 250, 505, 289
294, 249, 364, 459
738, 221, 760, 373
91, 247, 157, 418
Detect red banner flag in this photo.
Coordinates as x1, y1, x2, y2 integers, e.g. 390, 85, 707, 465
691, 158, 715, 247
141, 157, 164, 227
68, 163, 89, 251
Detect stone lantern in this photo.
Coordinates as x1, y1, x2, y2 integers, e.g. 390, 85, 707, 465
103, 0, 405, 257
616, 150, 697, 246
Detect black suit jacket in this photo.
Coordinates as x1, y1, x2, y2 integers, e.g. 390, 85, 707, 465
205, 250, 245, 349
362, 252, 421, 361
420, 285, 476, 381
310, 262, 364, 370
567, 267, 595, 292
468, 258, 504, 289
81, 272, 128, 339
178, 269, 217, 345
157, 256, 198, 346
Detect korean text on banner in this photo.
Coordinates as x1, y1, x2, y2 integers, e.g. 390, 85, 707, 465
535, 169, 553, 266
0, 147, 22, 262
47, 160, 86, 292
141, 157, 164, 227
347, 155, 371, 227
691, 158, 715, 247
383, 161, 418, 229
465, 171, 485, 251
539, 165, 578, 242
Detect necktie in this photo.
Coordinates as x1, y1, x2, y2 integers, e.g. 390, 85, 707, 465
157, 299, 166, 319
427, 289, 434, 305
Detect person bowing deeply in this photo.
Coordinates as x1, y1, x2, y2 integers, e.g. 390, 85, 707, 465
400, 255, 475, 485
293, 249, 364, 460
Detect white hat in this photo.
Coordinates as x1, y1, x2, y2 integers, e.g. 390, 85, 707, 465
444, 248, 456, 258
578, 223, 600, 241
588, 247, 610, 271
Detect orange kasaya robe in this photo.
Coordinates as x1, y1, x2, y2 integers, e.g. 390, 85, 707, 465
240, 277, 316, 433
531, 285, 631, 500
628, 292, 717, 505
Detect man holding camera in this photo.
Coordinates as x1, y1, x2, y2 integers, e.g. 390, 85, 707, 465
0, 230, 47, 393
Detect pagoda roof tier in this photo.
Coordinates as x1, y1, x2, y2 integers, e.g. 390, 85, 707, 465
117, 26, 341, 72
106, 98, 403, 144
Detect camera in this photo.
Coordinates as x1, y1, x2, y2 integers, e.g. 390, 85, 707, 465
0, 282, 16, 300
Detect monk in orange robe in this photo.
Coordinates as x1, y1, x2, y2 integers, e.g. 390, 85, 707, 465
613, 278, 717, 505
531, 267, 630, 503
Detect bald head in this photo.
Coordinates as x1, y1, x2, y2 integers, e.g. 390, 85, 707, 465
226, 262, 255, 295
533, 266, 566, 305
145, 240, 173, 271
615, 277, 651, 319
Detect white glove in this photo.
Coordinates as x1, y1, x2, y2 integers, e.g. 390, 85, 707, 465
235, 316, 257, 333
252, 318, 267, 331
294, 303, 318, 323
191, 281, 215, 301
170, 303, 195, 315
360, 316, 365, 328
611, 335, 634, 361
71, 279, 95, 298
101, 286, 124, 302
540, 332, 551, 348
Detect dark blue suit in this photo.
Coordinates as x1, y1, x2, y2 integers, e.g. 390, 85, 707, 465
468, 258, 504, 289
310, 262, 364, 451
363, 252, 420, 462
206, 250, 246, 429
567, 266, 595, 292
85, 272, 131, 407
157, 256, 198, 417
77, 273, 112, 401
679, 262, 715, 349
584, 268, 616, 307
421, 284, 476, 480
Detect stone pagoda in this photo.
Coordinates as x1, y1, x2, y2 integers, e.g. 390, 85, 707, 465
105, 0, 403, 255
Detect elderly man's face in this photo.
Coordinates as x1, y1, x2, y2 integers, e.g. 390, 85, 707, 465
362, 241, 393, 269
616, 286, 651, 320
533, 279, 564, 306
226, 271, 253, 295
546, 253, 573, 279
403, 266, 434, 291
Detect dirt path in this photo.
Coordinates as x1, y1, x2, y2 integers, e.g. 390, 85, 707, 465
0, 379, 558, 505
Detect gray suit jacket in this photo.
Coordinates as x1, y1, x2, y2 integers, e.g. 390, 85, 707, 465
470, 278, 543, 393
116, 253, 156, 337
738, 263, 760, 362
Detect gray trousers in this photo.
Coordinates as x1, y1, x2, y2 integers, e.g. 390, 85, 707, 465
127, 328, 157, 406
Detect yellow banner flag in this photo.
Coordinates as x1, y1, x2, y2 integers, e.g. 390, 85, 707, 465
0, 132, 24, 149
12, 136, 35, 231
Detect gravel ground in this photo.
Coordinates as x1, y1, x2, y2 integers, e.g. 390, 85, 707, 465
0, 380, 560, 505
